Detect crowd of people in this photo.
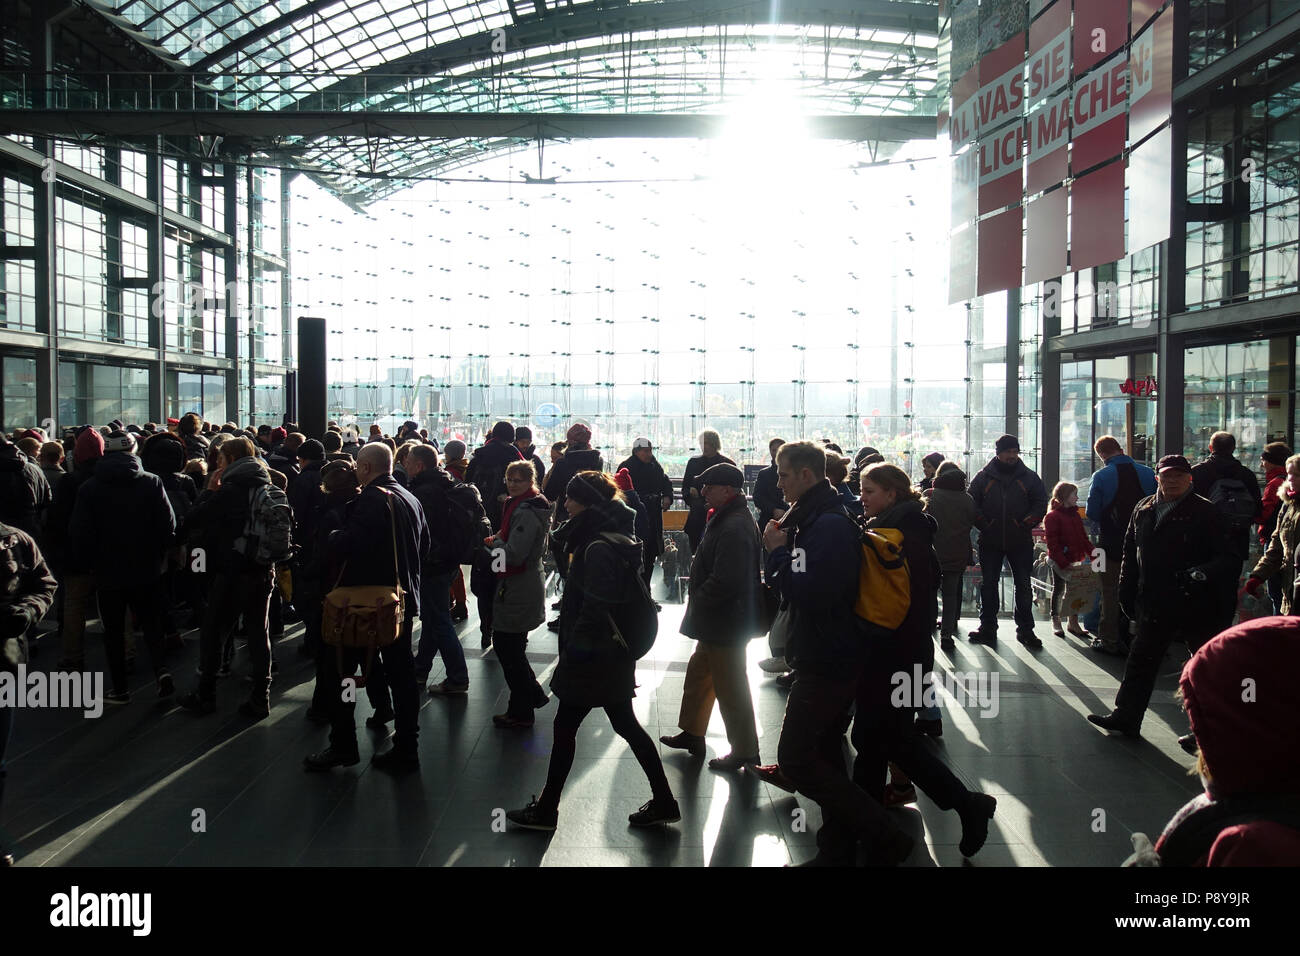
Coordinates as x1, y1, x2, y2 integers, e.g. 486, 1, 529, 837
1, 412, 1298, 866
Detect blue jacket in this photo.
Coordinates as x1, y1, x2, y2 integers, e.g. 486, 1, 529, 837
765, 480, 864, 675
1085, 455, 1156, 526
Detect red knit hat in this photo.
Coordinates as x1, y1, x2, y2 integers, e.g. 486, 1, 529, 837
614, 467, 634, 492
566, 423, 592, 446
1181, 616, 1300, 798
74, 428, 105, 466
272, 426, 287, 441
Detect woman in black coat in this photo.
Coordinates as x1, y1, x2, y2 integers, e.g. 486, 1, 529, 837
849, 463, 998, 858
506, 471, 679, 832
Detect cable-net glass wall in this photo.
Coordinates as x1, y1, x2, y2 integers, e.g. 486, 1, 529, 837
293, 136, 997, 476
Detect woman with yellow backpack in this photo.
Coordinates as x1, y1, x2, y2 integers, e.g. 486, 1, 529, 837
849, 463, 999, 859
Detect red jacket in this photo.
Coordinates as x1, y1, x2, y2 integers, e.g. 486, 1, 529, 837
1259, 465, 1286, 546
1044, 503, 1092, 568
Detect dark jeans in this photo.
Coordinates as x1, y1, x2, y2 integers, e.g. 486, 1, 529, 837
493, 630, 546, 719
977, 541, 1036, 634
539, 699, 671, 812
321, 598, 418, 757
414, 571, 468, 686
1113, 617, 1212, 730
777, 669, 897, 862
97, 578, 168, 693
198, 567, 273, 703
939, 567, 963, 637
1051, 571, 1065, 618
470, 560, 495, 635
1266, 570, 1285, 615
851, 659, 968, 810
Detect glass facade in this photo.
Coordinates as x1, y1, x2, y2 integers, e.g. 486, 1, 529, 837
57, 360, 150, 428
1183, 336, 1296, 471
1, 355, 38, 433
1, 175, 37, 332
1057, 353, 1160, 497
165, 369, 227, 425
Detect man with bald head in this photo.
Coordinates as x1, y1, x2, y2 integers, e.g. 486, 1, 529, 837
305, 441, 431, 774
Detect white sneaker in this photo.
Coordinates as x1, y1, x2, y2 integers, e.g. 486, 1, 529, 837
758, 656, 788, 674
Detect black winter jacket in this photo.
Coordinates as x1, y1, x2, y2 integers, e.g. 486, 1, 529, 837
752, 459, 784, 528
766, 480, 864, 676
43, 460, 98, 573
1118, 490, 1242, 641
682, 452, 736, 544
1191, 453, 1262, 555
680, 492, 763, 646
550, 497, 641, 707
465, 438, 524, 527
70, 452, 175, 587
0, 440, 51, 539
330, 474, 431, 616
408, 466, 470, 576
181, 455, 272, 574
969, 457, 1049, 551
616, 453, 674, 556
543, 447, 604, 521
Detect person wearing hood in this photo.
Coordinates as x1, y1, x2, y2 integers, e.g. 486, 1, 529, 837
661, 463, 763, 770
850, 463, 998, 858
1254, 442, 1293, 613
542, 423, 604, 579
615, 437, 675, 586
69, 431, 176, 702
177, 437, 280, 719
1089, 455, 1242, 743
1242, 453, 1300, 615
967, 435, 1049, 649
1125, 617, 1300, 866
918, 451, 946, 492
681, 429, 735, 552
507, 471, 680, 831
512, 426, 546, 488
924, 460, 977, 651
0, 434, 51, 539
485, 460, 552, 728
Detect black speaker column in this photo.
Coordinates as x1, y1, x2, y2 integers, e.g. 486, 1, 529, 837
296, 315, 327, 438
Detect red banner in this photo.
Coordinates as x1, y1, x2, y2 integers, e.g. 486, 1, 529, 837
1129, 126, 1172, 253
1129, 6, 1174, 145
951, 66, 980, 152
1070, 161, 1126, 271
1024, 189, 1067, 285
977, 206, 1023, 296
1026, 89, 1070, 193
949, 223, 977, 305
1074, 0, 1129, 77
1071, 55, 1128, 172
1026, 0, 1070, 102
978, 122, 1024, 215
976, 34, 1027, 135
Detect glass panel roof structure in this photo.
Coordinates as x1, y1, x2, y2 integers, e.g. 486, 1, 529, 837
82, 1, 941, 205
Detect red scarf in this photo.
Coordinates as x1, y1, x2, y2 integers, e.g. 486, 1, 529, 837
497, 490, 541, 577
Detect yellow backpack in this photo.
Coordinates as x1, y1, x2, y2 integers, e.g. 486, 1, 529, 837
852, 525, 912, 633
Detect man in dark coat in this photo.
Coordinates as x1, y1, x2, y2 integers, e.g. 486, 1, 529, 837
1089, 455, 1243, 741
69, 431, 176, 701
617, 437, 676, 585
760, 440, 912, 866
681, 429, 736, 552
661, 463, 763, 770
0, 519, 58, 867
465, 420, 525, 528
752, 437, 787, 529
305, 442, 430, 774
0, 435, 51, 539
967, 434, 1049, 649
1190, 430, 1262, 634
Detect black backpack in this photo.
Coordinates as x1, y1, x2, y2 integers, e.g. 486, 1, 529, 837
590, 531, 658, 659
1207, 472, 1258, 535
444, 480, 493, 566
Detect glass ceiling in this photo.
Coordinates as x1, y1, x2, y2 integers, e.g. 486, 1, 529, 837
89, 1, 941, 205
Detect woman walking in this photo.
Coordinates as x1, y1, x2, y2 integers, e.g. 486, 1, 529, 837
487, 461, 552, 728
507, 471, 679, 831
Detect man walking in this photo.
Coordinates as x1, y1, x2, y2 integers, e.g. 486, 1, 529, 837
1088, 455, 1241, 741
1084, 435, 1156, 655
967, 435, 1049, 649
1191, 431, 1261, 633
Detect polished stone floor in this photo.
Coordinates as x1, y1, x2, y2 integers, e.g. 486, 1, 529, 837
4, 573, 1201, 867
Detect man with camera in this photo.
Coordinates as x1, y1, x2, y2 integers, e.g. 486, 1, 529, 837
1088, 455, 1242, 742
